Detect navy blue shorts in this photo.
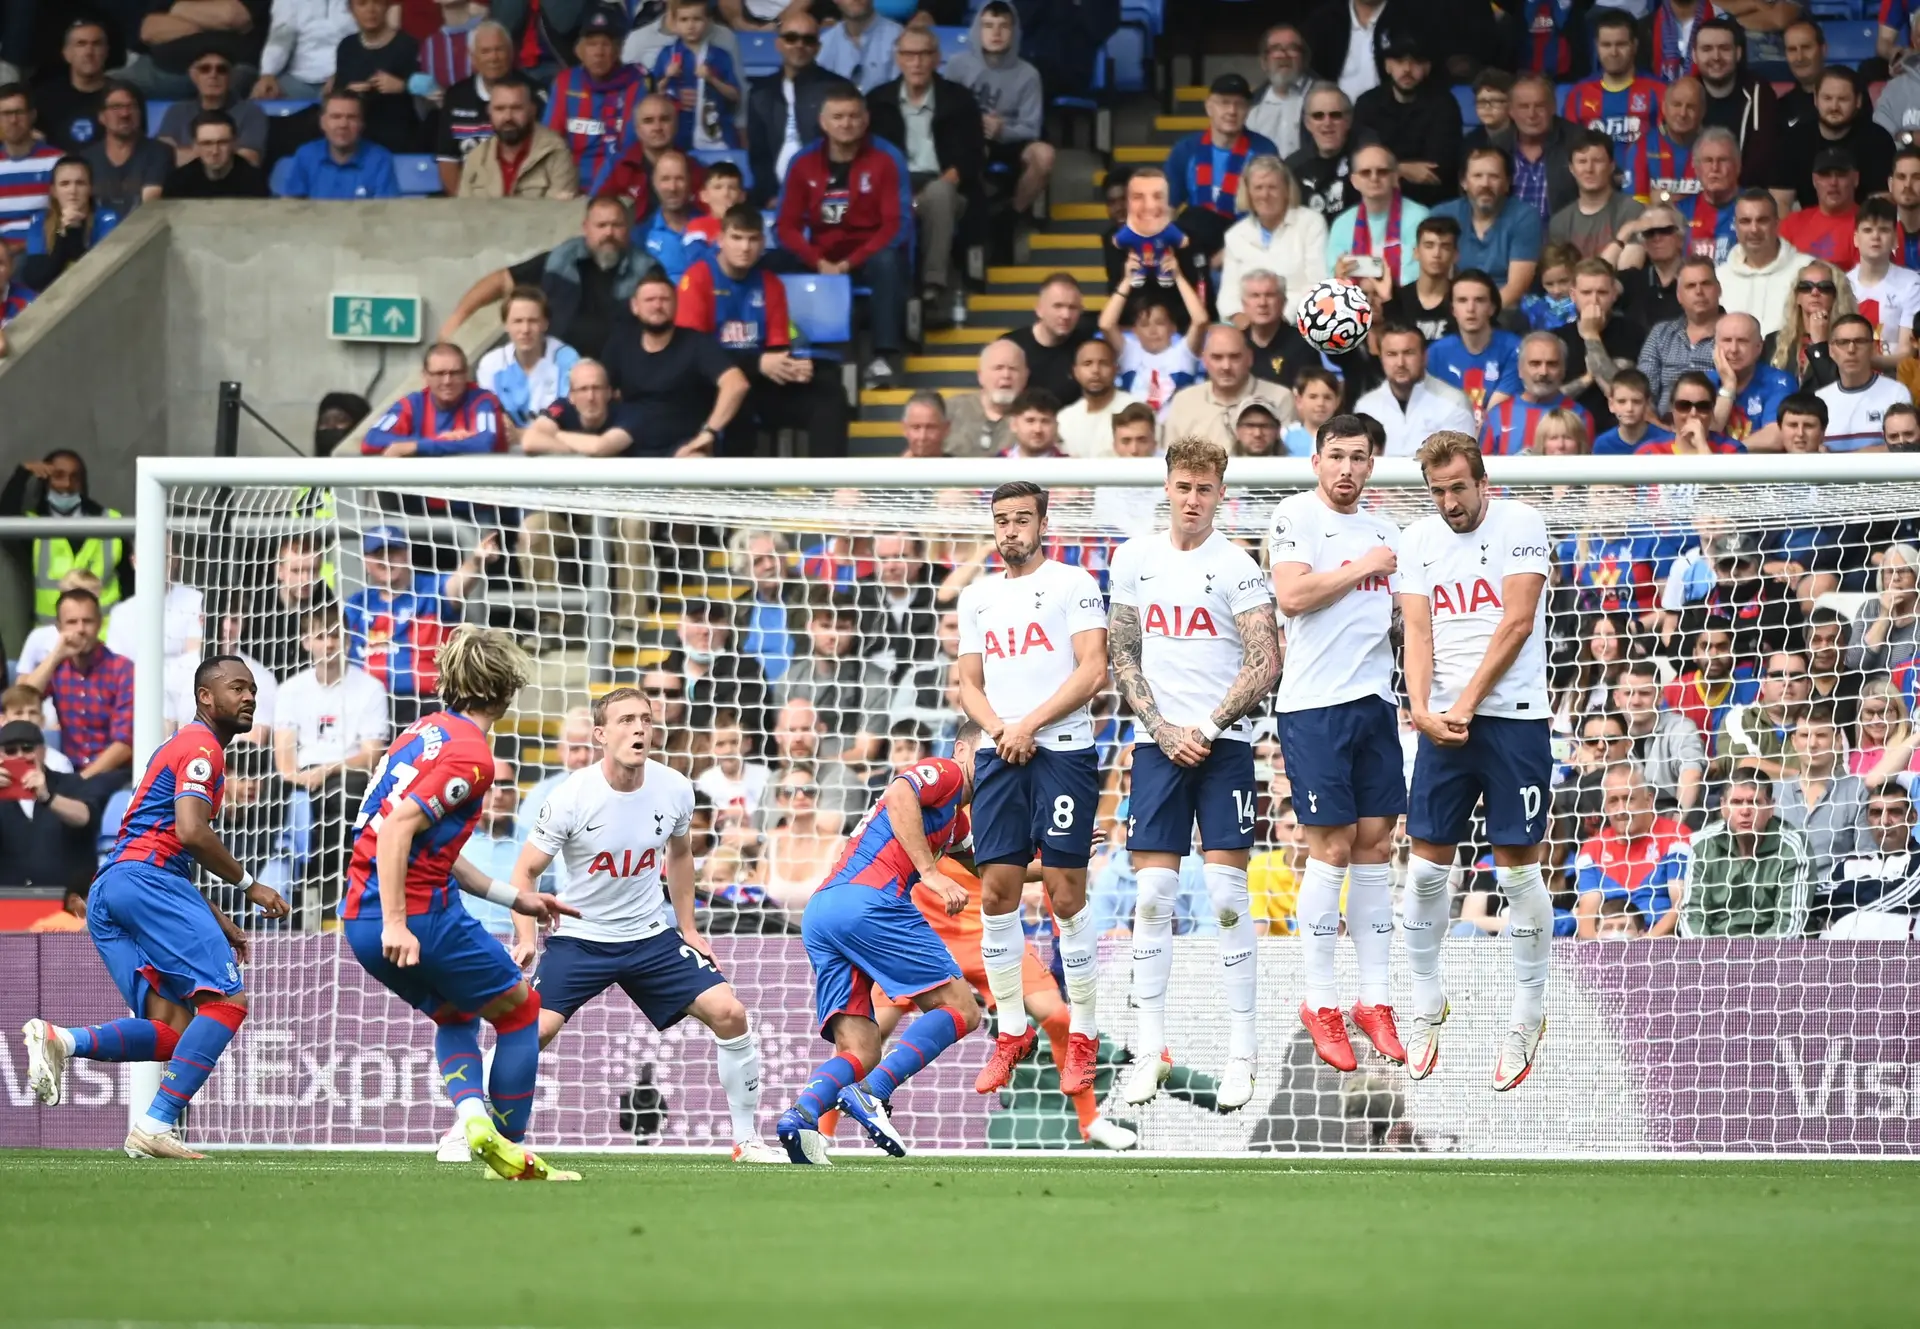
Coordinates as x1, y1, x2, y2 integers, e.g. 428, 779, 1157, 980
532, 931, 727, 1028
344, 907, 523, 1019
1408, 716, 1553, 847
89, 860, 244, 1013
1280, 697, 1408, 826
972, 745, 1101, 869
802, 884, 960, 1040
1128, 738, 1257, 855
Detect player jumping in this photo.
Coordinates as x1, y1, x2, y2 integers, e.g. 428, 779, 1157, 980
342, 626, 582, 1180
957, 481, 1110, 1098
506, 685, 783, 1163
776, 724, 986, 1164
1399, 432, 1554, 1089
1269, 413, 1408, 1072
22, 653, 291, 1159
1108, 438, 1281, 1111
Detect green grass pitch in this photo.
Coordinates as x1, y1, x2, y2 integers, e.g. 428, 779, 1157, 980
2, 1151, 1915, 1328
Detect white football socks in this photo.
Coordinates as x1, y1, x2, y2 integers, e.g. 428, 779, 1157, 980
1204, 863, 1258, 1061
1402, 854, 1453, 1018
1500, 863, 1553, 1029
1297, 857, 1344, 1010
1346, 861, 1395, 1008
714, 1027, 763, 1145
1130, 866, 1179, 1057
979, 908, 1029, 1039
1055, 904, 1099, 1038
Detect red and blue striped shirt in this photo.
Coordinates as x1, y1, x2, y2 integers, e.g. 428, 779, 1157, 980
362, 385, 508, 456
819, 758, 971, 901
0, 143, 63, 246
1479, 393, 1592, 455
343, 711, 495, 918
0, 280, 32, 324
1628, 125, 1696, 205
110, 720, 225, 879
545, 64, 648, 194
1563, 77, 1664, 180
1677, 189, 1738, 263
1518, 0, 1581, 77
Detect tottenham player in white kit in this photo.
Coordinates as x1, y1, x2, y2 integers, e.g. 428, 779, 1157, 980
509, 685, 783, 1160
1399, 433, 1554, 1090
1108, 438, 1281, 1110
956, 481, 1112, 1098
1268, 413, 1410, 1074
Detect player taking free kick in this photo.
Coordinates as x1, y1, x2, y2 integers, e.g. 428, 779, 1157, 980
777, 724, 987, 1165
1268, 413, 1409, 1073
957, 481, 1110, 1098
341, 627, 582, 1180
506, 685, 783, 1163
1399, 432, 1554, 1089
1109, 438, 1281, 1111
22, 652, 291, 1159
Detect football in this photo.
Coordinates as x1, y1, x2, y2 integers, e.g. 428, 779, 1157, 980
1295, 278, 1374, 354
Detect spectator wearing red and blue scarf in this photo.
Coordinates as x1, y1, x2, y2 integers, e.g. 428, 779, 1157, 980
1642, 0, 1724, 83
1479, 330, 1592, 455
544, 9, 648, 194
363, 344, 510, 457
1163, 73, 1276, 264
343, 524, 497, 720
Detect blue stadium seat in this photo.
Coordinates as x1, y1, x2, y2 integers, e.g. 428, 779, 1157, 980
1122, 0, 1164, 36
740, 29, 779, 79
257, 99, 317, 117
146, 100, 174, 137
1806, 0, 1864, 19
934, 25, 969, 70
1824, 20, 1878, 67
779, 273, 852, 350
1453, 84, 1476, 130
269, 156, 296, 196
1106, 24, 1149, 94
692, 147, 753, 193
97, 787, 131, 855
393, 154, 442, 195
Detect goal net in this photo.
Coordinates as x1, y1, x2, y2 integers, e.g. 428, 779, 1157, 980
20, 457, 1920, 1156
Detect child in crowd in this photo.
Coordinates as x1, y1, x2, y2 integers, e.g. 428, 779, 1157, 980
1099, 251, 1208, 418
1520, 243, 1581, 331
1591, 369, 1674, 455
1282, 367, 1342, 456
684, 159, 746, 261
652, 0, 741, 151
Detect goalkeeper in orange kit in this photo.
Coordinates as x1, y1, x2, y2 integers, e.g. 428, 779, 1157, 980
816, 853, 1138, 1150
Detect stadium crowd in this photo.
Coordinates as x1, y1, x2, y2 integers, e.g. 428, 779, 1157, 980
9, 1, 1920, 945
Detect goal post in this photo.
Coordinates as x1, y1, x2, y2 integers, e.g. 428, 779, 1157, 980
95, 452, 1920, 1156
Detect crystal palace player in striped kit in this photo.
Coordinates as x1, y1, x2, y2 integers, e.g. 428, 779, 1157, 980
1268, 415, 1408, 1074
22, 656, 290, 1159
506, 685, 783, 1163
958, 481, 1110, 1100
1398, 433, 1554, 1090
777, 726, 986, 1165
1109, 438, 1280, 1111
342, 627, 581, 1181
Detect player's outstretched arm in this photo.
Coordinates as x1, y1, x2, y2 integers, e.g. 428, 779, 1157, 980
505, 840, 560, 966
1442, 571, 1546, 722
176, 794, 289, 925
453, 850, 580, 929
1210, 605, 1281, 733
1272, 547, 1396, 619
885, 778, 965, 915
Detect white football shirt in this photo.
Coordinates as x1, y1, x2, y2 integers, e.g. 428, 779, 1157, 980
1816, 373, 1913, 453
957, 558, 1108, 750
1399, 499, 1552, 719
1268, 490, 1400, 712
528, 759, 694, 943
273, 665, 388, 767
1108, 529, 1274, 739
1849, 263, 1920, 355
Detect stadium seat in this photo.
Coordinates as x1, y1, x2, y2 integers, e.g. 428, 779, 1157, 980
1122, 0, 1164, 36
393, 154, 442, 195
781, 273, 852, 349
97, 787, 131, 856
146, 100, 173, 137
1106, 24, 1149, 94
692, 147, 753, 193
739, 29, 779, 79
257, 99, 318, 117
1824, 20, 1878, 67
268, 156, 296, 197
1453, 84, 1476, 130
934, 25, 969, 70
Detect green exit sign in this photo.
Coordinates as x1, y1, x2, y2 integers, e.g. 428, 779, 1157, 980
329, 293, 422, 344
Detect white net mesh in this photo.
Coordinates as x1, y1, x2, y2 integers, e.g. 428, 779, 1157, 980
97, 470, 1920, 1154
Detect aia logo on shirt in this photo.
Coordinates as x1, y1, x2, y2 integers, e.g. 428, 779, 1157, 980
587, 847, 658, 877
1143, 604, 1219, 637
1432, 578, 1502, 616
1340, 559, 1391, 593
821, 188, 851, 226
982, 624, 1055, 658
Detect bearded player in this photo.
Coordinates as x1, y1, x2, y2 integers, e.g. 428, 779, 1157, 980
777, 724, 986, 1164
506, 685, 784, 1163
342, 626, 581, 1181
1398, 432, 1554, 1089
957, 480, 1110, 1099
1269, 414, 1407, 1073
1108, 437, 1281, 1110
21, 654, 290, 1160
